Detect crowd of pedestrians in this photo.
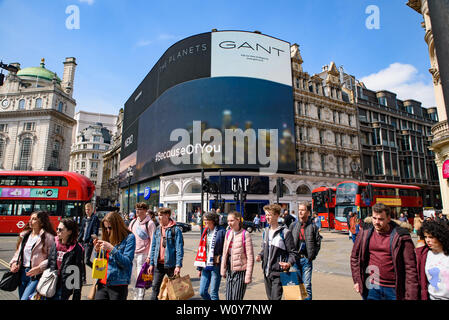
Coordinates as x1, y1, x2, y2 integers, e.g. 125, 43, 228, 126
3, 200, 449, 301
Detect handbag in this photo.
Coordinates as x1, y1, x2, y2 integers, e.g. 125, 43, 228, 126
166, 274, 195, 300
36, 268, 59, 298
92, 249, 108, 279
0, 271, 20, 292
280, 271, 308, 300
135, 261, 152, 289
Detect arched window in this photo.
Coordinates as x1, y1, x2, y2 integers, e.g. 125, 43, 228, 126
185, 182, 201, 194
58, 102, 63, 112
19, 99, 25, 110
273, 184, 290, 196
19, 138, 33, 170
296, 185, 311, 195
166, 184, 179, 195
35, 98, 42, 109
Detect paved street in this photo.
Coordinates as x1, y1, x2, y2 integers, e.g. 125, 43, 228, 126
0, 227, 398, 300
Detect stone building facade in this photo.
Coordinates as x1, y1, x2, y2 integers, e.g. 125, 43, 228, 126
408, 0, 449, 214
0, 58, 77, 171
100, 108, 123, 207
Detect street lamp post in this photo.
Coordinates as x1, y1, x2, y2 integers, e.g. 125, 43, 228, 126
126, 167, 133, 215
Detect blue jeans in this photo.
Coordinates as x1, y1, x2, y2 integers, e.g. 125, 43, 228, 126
199, 265, 221, 300
366, 285, 396, 300
295, 257, 313, 300
18, 268, 39, 300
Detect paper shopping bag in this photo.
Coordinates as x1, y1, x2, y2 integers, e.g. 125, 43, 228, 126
280, 271, 308, 300
92, 250, 108, 279
166, 274, 195, 300
157, 275, 170, 300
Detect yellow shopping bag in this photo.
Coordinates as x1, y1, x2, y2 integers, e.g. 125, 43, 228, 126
92, 250, 108, 279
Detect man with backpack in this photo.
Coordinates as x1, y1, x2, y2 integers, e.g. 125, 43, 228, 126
148, 207, 184, 300
289, 201, 322, 300
129, 202, 156, 300
350, 203, 418, 300
256, 204, 297, 300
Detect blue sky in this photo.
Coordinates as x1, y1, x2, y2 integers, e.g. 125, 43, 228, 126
0, 0, 433, 115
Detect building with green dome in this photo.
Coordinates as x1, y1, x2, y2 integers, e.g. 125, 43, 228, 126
0, 57, 77, 171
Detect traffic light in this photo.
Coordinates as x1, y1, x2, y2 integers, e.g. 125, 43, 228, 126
234, 192, 239, 201
0, 73, 4, 86
242, 192, 247, 202
276, 177, 284, 198
202, 178, 211, 193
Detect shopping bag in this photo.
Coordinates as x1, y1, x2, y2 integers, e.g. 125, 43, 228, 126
92, 250, 108, 279
0, 271, 20, 292
166, 274, 195, 300
280, 271, 308, 300
87, 283, 97, 300
157, 275, 170, 300
36, 268, 58, 297
135, 262, 153, 289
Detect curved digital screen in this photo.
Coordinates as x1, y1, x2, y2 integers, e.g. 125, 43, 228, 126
120, 31, 295, 186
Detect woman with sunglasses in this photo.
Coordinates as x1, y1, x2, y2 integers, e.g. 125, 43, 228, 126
47, 218, 85, 300
9, 211, 56, 300
93, 211, 136, 300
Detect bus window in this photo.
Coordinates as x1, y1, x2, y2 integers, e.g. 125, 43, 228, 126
0, 202, 14, 215
36, 176, 55, 186
15, 201, 33, 216
360, 207, 369, 220
64, 202, 83, 218
61, 177, 68, 187
34, 201, 58, 216
0, 176, 17, 186
17, 176, 36, 186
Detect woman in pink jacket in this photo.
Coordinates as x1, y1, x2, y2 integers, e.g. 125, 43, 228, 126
221, 211, 254, 300
9, 211, 56, 300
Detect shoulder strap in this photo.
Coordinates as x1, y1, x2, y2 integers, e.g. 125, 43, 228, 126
226, 229, 232, 240
242, 230, 246, 256
129, 219, 136, 230
389, 227, 398, 256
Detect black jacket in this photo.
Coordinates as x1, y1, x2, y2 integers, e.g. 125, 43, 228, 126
47, 240, 85, 300
258, 226, 297, 278
289, 218, 322, 261
77, 214, 100, 244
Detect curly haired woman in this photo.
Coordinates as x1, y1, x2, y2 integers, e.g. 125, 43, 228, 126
416, 219, 449, 300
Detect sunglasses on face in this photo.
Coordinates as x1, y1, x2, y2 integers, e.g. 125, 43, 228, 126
56, 228, 65, 232
105, 226, 112, 230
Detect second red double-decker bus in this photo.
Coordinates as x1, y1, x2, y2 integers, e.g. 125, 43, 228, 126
312, 187, 336, 229
335, 181, 422, 231
0, 171, 95, 234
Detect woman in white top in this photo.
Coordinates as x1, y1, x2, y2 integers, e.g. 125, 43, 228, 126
416, 219, 449, 300
9, 211, 56, 300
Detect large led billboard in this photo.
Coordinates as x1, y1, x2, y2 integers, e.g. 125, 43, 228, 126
120, 31, 296, 186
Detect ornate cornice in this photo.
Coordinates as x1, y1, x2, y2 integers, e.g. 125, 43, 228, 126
0, 109, 76, 125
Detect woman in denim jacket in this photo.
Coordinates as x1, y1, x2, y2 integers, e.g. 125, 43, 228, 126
93, 211, 136, 300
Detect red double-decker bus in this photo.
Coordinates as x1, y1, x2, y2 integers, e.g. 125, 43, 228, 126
0, 171, 95, 234
335, 181, 422, 231
312, 187, 336, 229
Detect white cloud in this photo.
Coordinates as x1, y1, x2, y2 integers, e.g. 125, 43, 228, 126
79, 0, 95, 5
158, 34, 177, 40
136, 40, 152, 47
360, 63, 436, 108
